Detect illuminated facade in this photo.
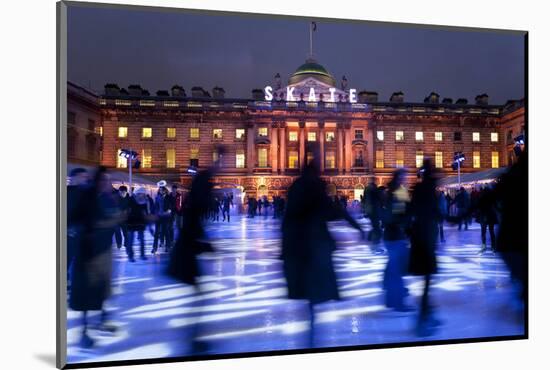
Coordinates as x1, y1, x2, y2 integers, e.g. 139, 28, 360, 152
67, 58, 525, 199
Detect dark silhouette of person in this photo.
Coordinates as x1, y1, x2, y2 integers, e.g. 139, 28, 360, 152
364, 178, 383, 245
408, 159, 441, 336
475, 185, 499, 253
67, 168, 89, 288
281, 142, 365, 347
494, 148, 527, 302
381, 168, 413, 311
167, 147, 225, 354
69, 166, 125, 348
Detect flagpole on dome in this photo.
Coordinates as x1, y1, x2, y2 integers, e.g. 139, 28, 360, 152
309, 21, 317, 59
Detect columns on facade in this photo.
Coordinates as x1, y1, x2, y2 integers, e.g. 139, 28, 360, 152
279, 124, 286, 173
270, 123, 278, 173
344, 121, 352, 172
319, 120, 325, 173
367, 124, 374, 172
337, 123, 344, 174
299, 120, 306, 169
246, 123, 255, 174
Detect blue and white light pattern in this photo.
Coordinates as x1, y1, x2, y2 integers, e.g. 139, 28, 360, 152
67, 215, 524, 364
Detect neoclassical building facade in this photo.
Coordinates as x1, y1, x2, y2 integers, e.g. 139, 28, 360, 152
67, 58, 525, 199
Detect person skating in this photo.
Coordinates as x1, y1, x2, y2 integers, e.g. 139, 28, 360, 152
281, 142, 365, 348
409, 160, 441, 336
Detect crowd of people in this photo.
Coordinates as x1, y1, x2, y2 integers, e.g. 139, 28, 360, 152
66, 144, 527, 350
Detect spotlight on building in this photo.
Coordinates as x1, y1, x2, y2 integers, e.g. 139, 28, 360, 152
187, 166, 198, 175
452, 152, 465, 185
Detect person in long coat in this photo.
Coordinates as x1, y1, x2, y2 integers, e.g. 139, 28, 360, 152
494, 148, 527, 302
166, 147, 225, 354
69, 166, 125, 348
382, 169, 413, 311
281, 142, 365, 347
408, 159, 440, 336
475, 185, 499, 253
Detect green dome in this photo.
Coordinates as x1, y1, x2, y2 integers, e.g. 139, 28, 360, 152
288, 58, 336, 86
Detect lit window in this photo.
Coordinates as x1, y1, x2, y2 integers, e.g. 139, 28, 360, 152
213, 129, 223, 139
307, 132, 317, 142
376, 131, 384, 141
142, 127, 152, 138
376, 150, 384, 168
289, 131, 298, 142
212, 151, 220, 164
435, 151, 443, 168
472, 132, 480, 142
166, 148, 176, 168
491, 132, 499, 142
491, 151, 499, 168
473, 151, 480, 168
416, 150, 424, 168
395, 151, 404, 168
235, 129, 245, 140
236, 150, 245, 168
288, 151, 299, 169
95, 126, 103, 136
325, 151, 336, 169
166, 127, 176, 138
118, 127, 128, 138
396, 131, 404, 141
116, 149, 127, 168
258, 148, 268, 167
258, 127, 268, 137
142, 148, 152, 168
325, 131, 335, 142
355, 130, 364, 140
415, 131, 424, 141
435, 132, 443, 141
190, 148, 199, 167
190, 128, 199, 139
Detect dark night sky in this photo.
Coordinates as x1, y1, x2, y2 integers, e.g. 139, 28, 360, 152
67, 5, 525, 104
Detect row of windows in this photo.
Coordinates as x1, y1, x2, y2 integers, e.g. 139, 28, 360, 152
116, 126, 501, 144
376, 130, 499, 142
116, 148, 500, 170
374, 150, 500, 169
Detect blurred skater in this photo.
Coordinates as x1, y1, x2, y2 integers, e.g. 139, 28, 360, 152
281, 142, 365, 348
69, 167, 125, 348
475, 185, 499, 254
381, 169, 413, 312
409, 160, 441, 336
167, 147, 225, 355
495, 148, 527, 302
67, 168, 89, 288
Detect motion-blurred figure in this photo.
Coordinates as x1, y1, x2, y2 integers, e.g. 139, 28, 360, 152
152, 182, 173, 254
114, 185, 130, 250
364, 178, 383, 246
409, 160, 441, 336
495, 149, 527, 302
69, 167, 125, 348
436, 190, 448, 243
281, 142, 365, 347
167, 147, 224, 354
475, 185, 499, 254
126, 187, 155, 261
381, 169, 412, 311
67, 168, 89, 287
454, 187, 470, 231
222, 192, 232, 222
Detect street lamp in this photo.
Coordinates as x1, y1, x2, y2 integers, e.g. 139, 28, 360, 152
452, 152, 465, 186
119, 149, 140, 194
514, 134, 525, 157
